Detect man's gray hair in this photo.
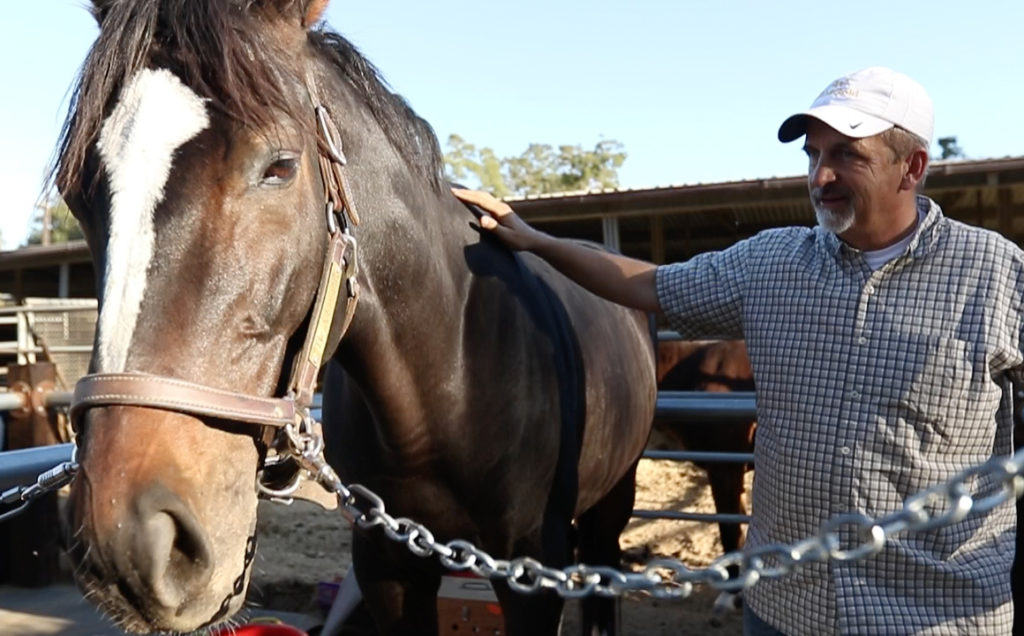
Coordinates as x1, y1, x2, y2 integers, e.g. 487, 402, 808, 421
881, 126, 929, 189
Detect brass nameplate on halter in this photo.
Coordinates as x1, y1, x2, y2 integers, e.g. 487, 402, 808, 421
308, 260, 343, 369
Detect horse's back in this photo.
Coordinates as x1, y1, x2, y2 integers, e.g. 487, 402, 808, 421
658, 339, 753, 390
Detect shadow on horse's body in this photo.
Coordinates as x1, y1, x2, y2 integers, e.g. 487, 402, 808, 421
56, 1, 655, 635
322, 243, 656, 635
653, 339, 755, 623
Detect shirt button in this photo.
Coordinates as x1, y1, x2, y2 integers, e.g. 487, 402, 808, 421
851, 390, 861, 399
865, 284, 875, 295
840, 446, 852, 455
857, 337, 868, 345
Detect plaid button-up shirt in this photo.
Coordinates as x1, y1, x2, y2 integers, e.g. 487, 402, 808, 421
656, 197, 1022, 635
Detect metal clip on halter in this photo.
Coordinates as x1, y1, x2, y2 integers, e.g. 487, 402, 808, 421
327, 201, 340, 235
316, 105, 347, 165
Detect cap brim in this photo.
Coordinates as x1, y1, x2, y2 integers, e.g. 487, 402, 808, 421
778, 105, 894, 142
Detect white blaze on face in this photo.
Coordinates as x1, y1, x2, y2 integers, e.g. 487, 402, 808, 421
95, 68, 209, 372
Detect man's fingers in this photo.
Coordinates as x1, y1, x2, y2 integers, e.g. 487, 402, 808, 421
451, 187, 512, 217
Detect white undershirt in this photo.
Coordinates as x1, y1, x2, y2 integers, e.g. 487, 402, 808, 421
861, 208, 926, 271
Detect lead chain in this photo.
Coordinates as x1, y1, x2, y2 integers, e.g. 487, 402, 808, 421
293, 424, 1024, 599
4, 427, 1024, 600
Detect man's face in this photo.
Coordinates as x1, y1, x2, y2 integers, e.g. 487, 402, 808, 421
802, 119, 907, 236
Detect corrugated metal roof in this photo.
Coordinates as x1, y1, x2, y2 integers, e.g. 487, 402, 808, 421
505, 155, 1024, 203
2, 156, 1022, 275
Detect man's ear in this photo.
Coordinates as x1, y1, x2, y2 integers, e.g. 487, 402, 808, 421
901, 148, 929, 192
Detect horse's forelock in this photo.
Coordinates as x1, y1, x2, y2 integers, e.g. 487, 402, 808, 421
55, 0, 306, 197
55, 0, 446, 200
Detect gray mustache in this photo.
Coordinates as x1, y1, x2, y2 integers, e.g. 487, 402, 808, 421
811, 186, 851, 203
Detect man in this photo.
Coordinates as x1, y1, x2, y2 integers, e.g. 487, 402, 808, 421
454, 67, 1023, 635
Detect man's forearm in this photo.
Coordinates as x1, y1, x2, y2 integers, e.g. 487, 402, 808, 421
450, 187, 661, 311
530, 232, 661, 313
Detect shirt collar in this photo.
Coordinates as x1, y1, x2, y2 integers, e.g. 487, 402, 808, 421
817, 195, 945, 262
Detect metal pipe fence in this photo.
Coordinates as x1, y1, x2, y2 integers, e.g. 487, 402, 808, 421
0, 388, 757, 526
643, 449, 755, 464
632, 509, 751, 524
0, 392, 26, 412
655, 390, 756, 423
641, 391, 756, 525
0, 443, 74, 491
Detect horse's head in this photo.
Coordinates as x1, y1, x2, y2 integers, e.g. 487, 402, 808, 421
58, 1, 348, 631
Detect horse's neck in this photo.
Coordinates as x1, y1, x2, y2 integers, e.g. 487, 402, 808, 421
314, 64, 479, 441
337, 183, 474, 438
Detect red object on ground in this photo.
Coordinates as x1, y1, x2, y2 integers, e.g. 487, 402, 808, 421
211, 622, 308, 636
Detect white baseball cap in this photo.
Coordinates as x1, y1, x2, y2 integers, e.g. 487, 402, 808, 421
778, 67, 933, 144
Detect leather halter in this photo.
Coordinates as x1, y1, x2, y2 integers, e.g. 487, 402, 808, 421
70, 84, 360, 457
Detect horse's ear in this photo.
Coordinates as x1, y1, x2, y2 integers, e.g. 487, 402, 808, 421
302, 0, 329, 28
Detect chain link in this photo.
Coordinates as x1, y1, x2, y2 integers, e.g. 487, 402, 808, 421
283, 426, 1024, 599
5, 418, 1024, 601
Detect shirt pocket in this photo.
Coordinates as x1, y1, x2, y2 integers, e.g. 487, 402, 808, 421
874, 333, 975, 455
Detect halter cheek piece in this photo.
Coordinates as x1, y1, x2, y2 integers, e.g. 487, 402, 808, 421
69, 82, 360, 508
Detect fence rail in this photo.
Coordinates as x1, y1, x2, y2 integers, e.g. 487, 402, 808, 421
0, 392, 26, 412
655, 390, 756, 424
0, 300, 97, 382
0, 389, 758, 526
0, 443, 75, 491
632, 509, 751, 524
643, 449, 755, 464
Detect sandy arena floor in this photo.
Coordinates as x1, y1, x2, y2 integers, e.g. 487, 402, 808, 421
249, 457, 751, 635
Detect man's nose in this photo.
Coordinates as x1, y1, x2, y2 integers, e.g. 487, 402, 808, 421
810, 160, 836, 188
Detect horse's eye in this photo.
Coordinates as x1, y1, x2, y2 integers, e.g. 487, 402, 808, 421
261, 155, 299, 186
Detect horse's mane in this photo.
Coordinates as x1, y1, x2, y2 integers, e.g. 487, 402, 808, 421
310, 30, 445, 191
55, 0, 445, 197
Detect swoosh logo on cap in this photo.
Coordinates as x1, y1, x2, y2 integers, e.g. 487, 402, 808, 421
849, 122, 862, 129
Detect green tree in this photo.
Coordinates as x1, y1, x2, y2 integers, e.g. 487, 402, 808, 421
444, 134, 511, 198
936, 136, 965, 160
26, 196, 83, 246
443, 135, 626, 197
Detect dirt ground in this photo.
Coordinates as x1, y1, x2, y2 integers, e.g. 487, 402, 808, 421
249, 458, 752, 635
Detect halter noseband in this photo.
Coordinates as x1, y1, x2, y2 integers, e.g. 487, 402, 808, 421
70, 83, 360, 503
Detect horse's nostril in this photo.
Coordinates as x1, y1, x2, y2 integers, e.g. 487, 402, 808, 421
131, 485, 214, 608
147, 510, 212, 581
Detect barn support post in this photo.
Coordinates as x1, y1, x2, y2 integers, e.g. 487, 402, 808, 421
0, 362, 64, 586
58, 264, 70, 299
602, 216, 621, 252
997, 187, 1014, 243
650, 215, 665, 264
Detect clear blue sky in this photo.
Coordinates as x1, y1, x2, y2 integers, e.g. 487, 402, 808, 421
2, 1, 1022, 249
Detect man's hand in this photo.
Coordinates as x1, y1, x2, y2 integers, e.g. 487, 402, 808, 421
451, 188, 545, 251
451, 187, 659, 312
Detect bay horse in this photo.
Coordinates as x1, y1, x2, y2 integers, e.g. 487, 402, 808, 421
57, 1, 655, 634
654, 339, 755, 624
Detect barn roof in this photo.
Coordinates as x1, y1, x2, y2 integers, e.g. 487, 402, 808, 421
2, 156, 1023, 296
